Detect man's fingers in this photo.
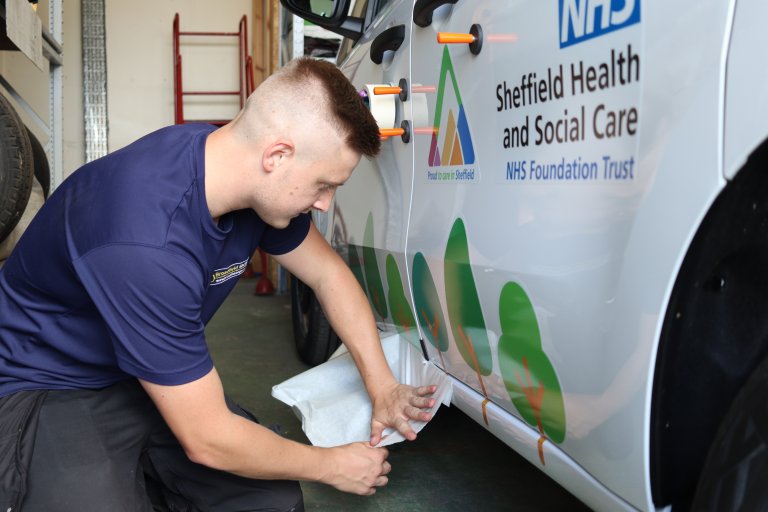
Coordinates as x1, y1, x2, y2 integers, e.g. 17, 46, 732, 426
405, 405, 433, 422
416, 385, 437, 396
366, 458, 391, 492
370, 383, 438, 445
410, 395, 436, 409
394, 416, 416, 440
370, 422, 384, 445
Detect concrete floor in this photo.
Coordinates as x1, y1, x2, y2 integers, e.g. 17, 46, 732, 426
206, 279, 591, 511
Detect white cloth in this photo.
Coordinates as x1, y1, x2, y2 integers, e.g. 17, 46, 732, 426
272, 334, 452, 447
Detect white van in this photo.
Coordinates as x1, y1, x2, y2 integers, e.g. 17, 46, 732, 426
281, 1, 768, 510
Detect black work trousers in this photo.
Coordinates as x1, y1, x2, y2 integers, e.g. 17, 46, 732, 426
8, 380, 304, 512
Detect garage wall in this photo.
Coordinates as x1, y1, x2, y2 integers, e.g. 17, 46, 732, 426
105, 0, 253, 153
63, 0, 84, 178
0, 1, 255, 182
0, 0, 85, 183
0, 43, 50, 146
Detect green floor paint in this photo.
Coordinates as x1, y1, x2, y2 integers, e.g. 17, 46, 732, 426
206, 279, 589, 511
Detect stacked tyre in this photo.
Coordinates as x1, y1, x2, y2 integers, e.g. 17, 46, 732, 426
0, 93, 49, 248
0, 93, 34, 243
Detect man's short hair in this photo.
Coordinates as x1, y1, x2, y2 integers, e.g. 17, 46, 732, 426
281, 58, 381, 158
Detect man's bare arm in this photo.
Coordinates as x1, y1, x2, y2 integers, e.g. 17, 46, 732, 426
140, 368, 390, 495
274, 224, 436, 444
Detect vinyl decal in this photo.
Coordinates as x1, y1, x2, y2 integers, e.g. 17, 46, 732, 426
498, 282, 565, 465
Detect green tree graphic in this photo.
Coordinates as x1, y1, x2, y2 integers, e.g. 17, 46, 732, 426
412, 252, 450, 368
498, 282, 565, 465
385, 255, 420, 347
347, 244, 368, 298
444, 218, 492, 397
363, 213, 388, 320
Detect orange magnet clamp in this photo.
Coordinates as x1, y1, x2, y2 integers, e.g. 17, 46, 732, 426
437, 23, 483, 55
437, 33, 474, 44
380, 120, 411, 144
374, 78, 409, 101
374, 86, 402, 95
380, 128, 405, 138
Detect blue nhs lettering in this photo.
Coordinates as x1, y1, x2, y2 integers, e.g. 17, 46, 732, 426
559, 0, 640, 48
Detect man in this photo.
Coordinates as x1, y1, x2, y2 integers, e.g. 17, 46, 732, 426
0, 58, 436, 511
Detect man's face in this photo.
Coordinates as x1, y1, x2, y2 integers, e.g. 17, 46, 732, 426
259, 141, 361, 229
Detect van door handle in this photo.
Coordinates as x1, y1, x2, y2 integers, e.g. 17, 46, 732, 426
413, 0, 459, 28
370, 25, 405, 64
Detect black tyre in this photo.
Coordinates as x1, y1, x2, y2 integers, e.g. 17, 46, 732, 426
25, 127, 50, 199
690, 354, 768, 511
0, 94, 34, 242
290, 274, 340, 366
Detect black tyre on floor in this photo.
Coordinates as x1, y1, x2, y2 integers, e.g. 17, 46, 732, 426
0, 94, 34, 242
690, 354, 768, 511
290, 275, 340, 366
26, 127, 50, 199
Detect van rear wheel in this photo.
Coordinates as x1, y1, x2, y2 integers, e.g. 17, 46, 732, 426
290, 275, 340, 366
690, 354, 768, 510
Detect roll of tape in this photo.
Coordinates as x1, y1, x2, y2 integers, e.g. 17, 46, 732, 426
363, 83, 396, 129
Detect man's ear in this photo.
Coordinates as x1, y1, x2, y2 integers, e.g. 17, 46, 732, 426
262, 140, 294, 173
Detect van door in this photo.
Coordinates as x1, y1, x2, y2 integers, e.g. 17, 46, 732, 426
329, 0, 418, 342
407, 1, 647, 507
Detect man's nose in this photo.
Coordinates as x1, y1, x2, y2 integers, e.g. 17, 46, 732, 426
313, 190, 334, 212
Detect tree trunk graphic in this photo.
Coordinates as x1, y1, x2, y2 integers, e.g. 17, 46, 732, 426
412, 252, 450, 368
444, 219, 492, 424
420, 308, 446, 369
498, 282, 566, 465
444, 219, 492, 378
515, 356, 547, 465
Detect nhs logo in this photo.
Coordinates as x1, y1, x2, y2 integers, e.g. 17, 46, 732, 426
559, 0, 640, 48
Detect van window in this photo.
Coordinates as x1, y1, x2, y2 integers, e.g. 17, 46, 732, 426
337, 0, 391, 64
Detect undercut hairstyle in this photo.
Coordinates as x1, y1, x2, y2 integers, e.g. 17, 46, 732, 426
280, 58, 381, 158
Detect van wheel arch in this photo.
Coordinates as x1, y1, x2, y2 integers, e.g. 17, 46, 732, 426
650, 138, 768, 508
289, 274, 341, 366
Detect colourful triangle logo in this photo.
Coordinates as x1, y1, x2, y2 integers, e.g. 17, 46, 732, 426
428, 46, 475, 167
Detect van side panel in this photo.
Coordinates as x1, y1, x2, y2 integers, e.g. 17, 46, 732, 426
405, 1, 734, 510
724, 0, 768, 179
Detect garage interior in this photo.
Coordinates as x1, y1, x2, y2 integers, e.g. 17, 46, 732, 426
1, 1, 588, 510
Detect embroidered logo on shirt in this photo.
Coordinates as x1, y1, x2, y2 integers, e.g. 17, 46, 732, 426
210, 259, 249, 286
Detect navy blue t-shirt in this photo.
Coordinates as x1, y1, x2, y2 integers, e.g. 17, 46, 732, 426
0, 124, 310, 397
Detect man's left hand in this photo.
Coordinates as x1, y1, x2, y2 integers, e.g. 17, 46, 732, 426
370, 384, 438, 445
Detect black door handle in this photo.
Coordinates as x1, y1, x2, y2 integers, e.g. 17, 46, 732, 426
413, 0, 459, 28
370, 25, 405, 65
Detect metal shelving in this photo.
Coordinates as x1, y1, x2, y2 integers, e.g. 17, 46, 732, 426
0, 0, 63, 190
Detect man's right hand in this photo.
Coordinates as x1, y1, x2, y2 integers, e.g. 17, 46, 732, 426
321, 442, 391, 495
141, 370, 391, 492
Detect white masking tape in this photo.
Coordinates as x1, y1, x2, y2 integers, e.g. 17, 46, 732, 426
363, 83, 396, 129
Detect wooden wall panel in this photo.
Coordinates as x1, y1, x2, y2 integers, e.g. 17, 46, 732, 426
251, 0, 280, 87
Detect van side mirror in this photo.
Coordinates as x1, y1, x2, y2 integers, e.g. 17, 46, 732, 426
280, 0, 364, 42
